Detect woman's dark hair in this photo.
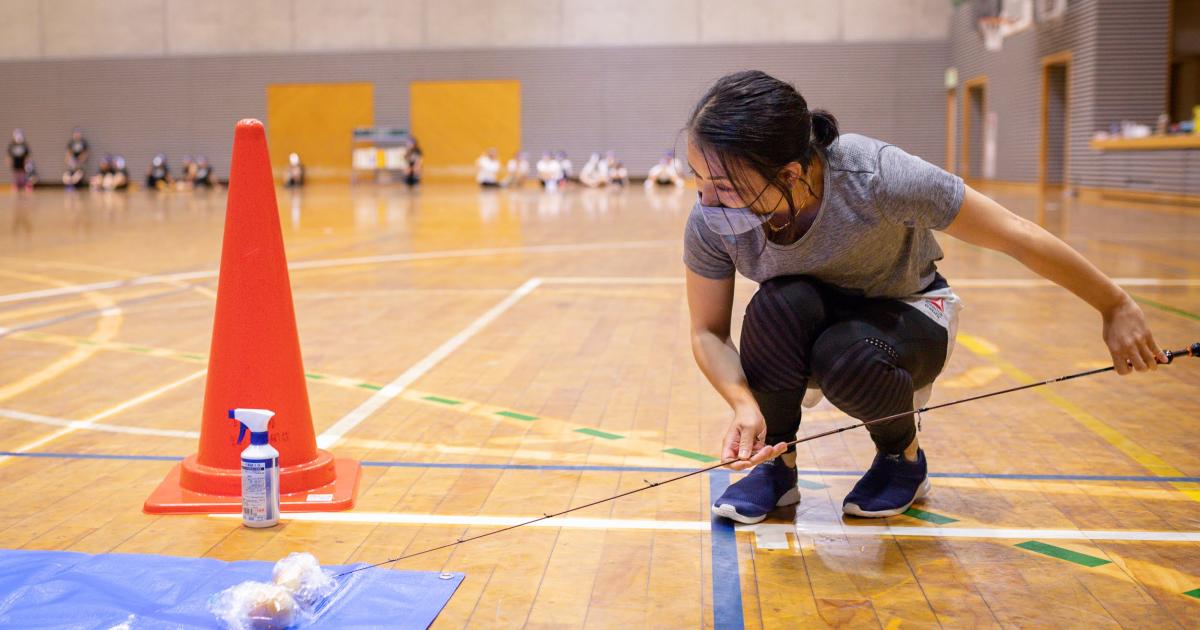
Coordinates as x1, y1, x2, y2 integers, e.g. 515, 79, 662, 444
687, 70, 838, 215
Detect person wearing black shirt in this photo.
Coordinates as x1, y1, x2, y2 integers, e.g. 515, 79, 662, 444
8, 129, 32, 192
66, 128, 89, 166
112, 156, 129, 190
193, 156, 214, 188
146, 153, 172, 190
403, 138, 422, 187
284, 152, 305, 187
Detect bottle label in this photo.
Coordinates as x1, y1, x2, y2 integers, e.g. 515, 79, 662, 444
241, 458, 279, 522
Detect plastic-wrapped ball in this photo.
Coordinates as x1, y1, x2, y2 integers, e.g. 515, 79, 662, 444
243, 584, 297, 630
209, 581, 297, 630
272, 552, 336, 605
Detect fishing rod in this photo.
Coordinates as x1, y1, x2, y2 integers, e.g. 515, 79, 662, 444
336, 342, 1200, 577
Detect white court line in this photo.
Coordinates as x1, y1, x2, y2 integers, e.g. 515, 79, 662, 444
754, 528, 791, 549
0, 240, 676, 306
0, 408, 199, 439
540, 277, 686, 285
316, 278, 543, 449
749, 522, 1200, 543
210, 511, 710, 531
206, 512, 1200, 542
540, 276, 1200, 288
0, 369, 206, 463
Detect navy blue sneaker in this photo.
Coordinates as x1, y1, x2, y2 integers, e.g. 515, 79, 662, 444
711, 459, 800, 524
842, 448, 931, 518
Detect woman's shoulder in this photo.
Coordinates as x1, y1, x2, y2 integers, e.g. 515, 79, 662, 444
826, 133, 889, 174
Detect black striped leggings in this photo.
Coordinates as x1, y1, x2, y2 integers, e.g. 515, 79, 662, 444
739, 276, 949, 455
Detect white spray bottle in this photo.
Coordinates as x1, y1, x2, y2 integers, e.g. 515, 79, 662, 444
229, 408, 280, 528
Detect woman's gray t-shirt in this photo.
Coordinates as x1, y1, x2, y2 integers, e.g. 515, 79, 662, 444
683, 133, 965, 298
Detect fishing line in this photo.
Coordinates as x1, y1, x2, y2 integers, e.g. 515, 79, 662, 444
335, 342, 1200, 577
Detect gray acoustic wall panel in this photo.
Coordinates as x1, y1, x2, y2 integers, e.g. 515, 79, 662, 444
949, 0, 1184, 194
0, 42, 949, 185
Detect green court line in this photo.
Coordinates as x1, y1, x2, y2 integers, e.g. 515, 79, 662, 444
23, 332, 746, 462
903, 507, 959, 525
796, 478, 828, 490
422, 395, 463, 406
495, 411, 538, 421
1184, 588, 1200, 599
1015, 541, 1110, 567
78, 339, 97, 346
574, 427, 623, 440
1130, 294, 1200, 323
663, 448, 719, 463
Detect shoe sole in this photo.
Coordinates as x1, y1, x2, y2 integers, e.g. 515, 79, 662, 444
842, 477, 931, 518
711, 487, 801, 524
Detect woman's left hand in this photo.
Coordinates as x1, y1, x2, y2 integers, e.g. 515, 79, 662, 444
1103, 296, 1166, 374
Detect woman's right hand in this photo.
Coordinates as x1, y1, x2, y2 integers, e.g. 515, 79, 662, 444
722, 403, 788, 471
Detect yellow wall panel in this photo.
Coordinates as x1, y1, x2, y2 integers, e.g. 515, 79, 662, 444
266, 82, 374, 181
410, 80, 521, 179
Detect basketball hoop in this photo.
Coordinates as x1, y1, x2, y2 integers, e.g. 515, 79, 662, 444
979, 16, 1006, 51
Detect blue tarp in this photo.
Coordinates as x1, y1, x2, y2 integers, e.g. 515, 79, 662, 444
0, 549, 463, 629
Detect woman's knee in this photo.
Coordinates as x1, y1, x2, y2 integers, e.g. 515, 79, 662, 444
812, 329, 912, 418
740, 277, 829, 391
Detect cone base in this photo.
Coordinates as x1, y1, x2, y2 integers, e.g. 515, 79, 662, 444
143, 458, 361, 514
178, 449, 339, 497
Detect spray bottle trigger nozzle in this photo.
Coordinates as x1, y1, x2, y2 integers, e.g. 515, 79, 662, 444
228, 409, 247, 444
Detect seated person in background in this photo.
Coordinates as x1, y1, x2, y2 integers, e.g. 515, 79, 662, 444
476, 148, 501, 188
66, 128, 89, 170
146, 154, 173, 190
645, 151, 685, 188
403, 138, 422, 187
536, 152, 565, 191
556, 151, 573, 182
176, 155, 196, 190
63, 155, 85, 189
609, 161, 629, 186
90, 155, 113, 190
110, 156, 129, 190
503, 151, 530, 187
193, 156, 214, 188
579, 153, 608, 188
284, 152, 305, 187
8, 129, 32, 192
22, 159, 39, 189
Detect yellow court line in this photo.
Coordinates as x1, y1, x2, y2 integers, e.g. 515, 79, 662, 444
0, 369, 207, 465
6, 331, 738, 461
956, 332, 1200, 503
0, 270, 123, 404
0, 295, 97, 323
0, 257, 218, 302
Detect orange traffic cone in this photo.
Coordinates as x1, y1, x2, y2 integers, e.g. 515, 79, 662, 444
145, 119, 360, 514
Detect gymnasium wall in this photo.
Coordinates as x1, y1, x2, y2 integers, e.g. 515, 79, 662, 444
0, 0, 952, 60
0, 42, 950, 184
948, 0, 1185, 194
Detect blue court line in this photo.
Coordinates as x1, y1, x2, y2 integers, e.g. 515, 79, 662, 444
361, 461, 697, 473
3, 452, 1200, 484
708, 470, 744, 630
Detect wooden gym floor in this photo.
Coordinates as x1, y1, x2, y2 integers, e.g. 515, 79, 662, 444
0, 181, 1198, 628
